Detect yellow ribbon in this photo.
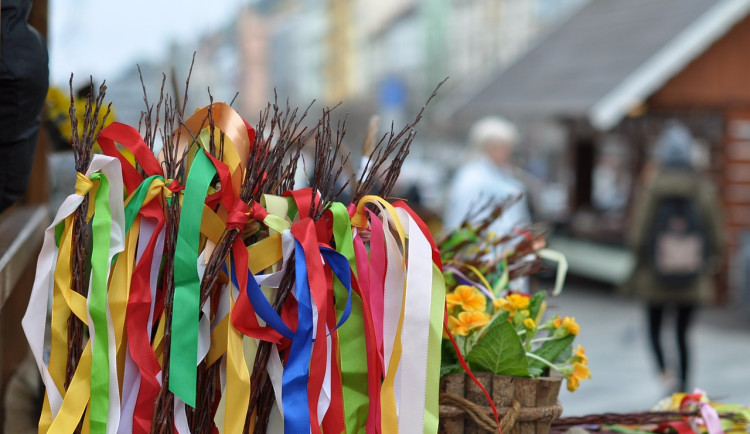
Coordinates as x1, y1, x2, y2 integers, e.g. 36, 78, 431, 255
247, 233, 283, 274
351, 195, 407, 433
109, 218, 139, 386
75, 172, 95, 196
224, 288, 250, 433
353, 195, 406, 247
48, 218, 74, 392
46, 341, 93, 433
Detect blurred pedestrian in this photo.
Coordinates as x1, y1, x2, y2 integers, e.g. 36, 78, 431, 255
443, 116, 531, 244
0, 0, 49, 213
626, 120, 724, 393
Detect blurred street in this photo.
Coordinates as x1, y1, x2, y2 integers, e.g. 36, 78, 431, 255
547, 278, 750, 417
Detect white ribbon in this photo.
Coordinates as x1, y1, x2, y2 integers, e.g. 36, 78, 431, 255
395, 208, 433, 434
22, 155, 124, 421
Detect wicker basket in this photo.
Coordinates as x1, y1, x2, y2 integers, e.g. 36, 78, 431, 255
439, 373, 563, 434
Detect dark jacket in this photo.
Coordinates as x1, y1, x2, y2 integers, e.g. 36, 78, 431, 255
0, 0, 49, 212
625, 169, 725, 305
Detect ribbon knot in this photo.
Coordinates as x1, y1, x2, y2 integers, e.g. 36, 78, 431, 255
161, 179, 184, 199
350, 207, 368, 229
166, 179, 184, 193
75, 172, 95, 196
227, 200, 251, 231
249, 201, 269, 222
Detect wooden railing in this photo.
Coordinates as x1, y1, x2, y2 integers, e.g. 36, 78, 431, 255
0, 205, 49, 432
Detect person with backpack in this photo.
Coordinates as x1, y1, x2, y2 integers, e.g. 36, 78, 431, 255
626, 120, 725, 394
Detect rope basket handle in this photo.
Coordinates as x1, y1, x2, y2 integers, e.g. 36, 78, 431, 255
439, 392, 521, 433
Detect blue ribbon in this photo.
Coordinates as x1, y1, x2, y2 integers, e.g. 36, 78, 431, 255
225, 258, 294, 339
320, 247, 353, 330
282, 240, 314, 434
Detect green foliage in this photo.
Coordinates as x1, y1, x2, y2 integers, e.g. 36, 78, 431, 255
466, 318, 531, 377
529, 334, 575, 373
527, 292, 545, 321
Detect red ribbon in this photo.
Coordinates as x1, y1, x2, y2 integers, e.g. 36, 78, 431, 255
444, 307, 501, 433
126, 197, 166, 433
284, 187, 319, 220
166, 179, 184, 194
249, 201, 269, 222
290, 218, 329, 433
226, 200, 250, 231
98, 122, 163, 193
321, 266, 346, 433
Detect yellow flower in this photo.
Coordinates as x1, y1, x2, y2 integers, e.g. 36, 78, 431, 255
573, 345, 587, 364
565, 361, 592, 392
506, 294, 530, 311
446, 285, 487, 312
493, 297, 509, 312
523, 318, 536, 329
566, 375, 580, 392
496, 293, 530, 317
573, 362, 591, 380
447, 311, 491, 336
561, 317, 580, 336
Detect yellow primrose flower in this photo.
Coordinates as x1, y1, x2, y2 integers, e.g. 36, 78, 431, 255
523, 318, 536, 329
573, 345, 587, 364
566, 374, 580, 392
447, 311, 491, 336
493, 297, 509, 312
566, 362, 592, 392
554, 316, 562, 328
506, 294, 530, 311
561, 316, 580, 336
446, 285, 487, 312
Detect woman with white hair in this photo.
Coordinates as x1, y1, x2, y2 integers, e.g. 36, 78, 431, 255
442, 116, 531, 253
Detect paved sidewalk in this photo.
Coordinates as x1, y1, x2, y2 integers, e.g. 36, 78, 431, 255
547, 280, 750, 417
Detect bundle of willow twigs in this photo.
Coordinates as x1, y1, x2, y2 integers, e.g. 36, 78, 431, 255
25, 63, 449, 434
550, 410, 701, 433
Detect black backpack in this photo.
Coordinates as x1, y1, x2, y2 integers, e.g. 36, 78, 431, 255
646, 194, 708, 287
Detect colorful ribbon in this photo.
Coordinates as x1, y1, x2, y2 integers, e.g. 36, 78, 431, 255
23, 102, 450, 434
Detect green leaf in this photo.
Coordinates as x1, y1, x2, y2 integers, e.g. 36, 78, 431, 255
528, 292, 546, 322
528, 366, 544, 377
440, 364, 464, 377
441, 336, 459, 365
482, 310, 509, 333
551, 342, 574, 365
529, 335, 575, 373
467, 318, 530, 377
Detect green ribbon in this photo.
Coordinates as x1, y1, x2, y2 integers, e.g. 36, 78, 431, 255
123, 175, 163, 232
329, 202, 370, 432
424, 263, 446, 433
88, 172, 113, 433
169, 148, 216, 407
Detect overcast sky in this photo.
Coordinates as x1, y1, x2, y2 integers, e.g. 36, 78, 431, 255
49, 0, 248, 88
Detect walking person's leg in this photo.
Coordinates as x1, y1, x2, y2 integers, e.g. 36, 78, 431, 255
647, 304, 667, 376
675, 304, 695, 393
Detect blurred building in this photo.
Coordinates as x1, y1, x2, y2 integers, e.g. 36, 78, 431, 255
445, 0, 750, 302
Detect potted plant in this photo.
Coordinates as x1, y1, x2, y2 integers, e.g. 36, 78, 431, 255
437, 198, 591, 434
